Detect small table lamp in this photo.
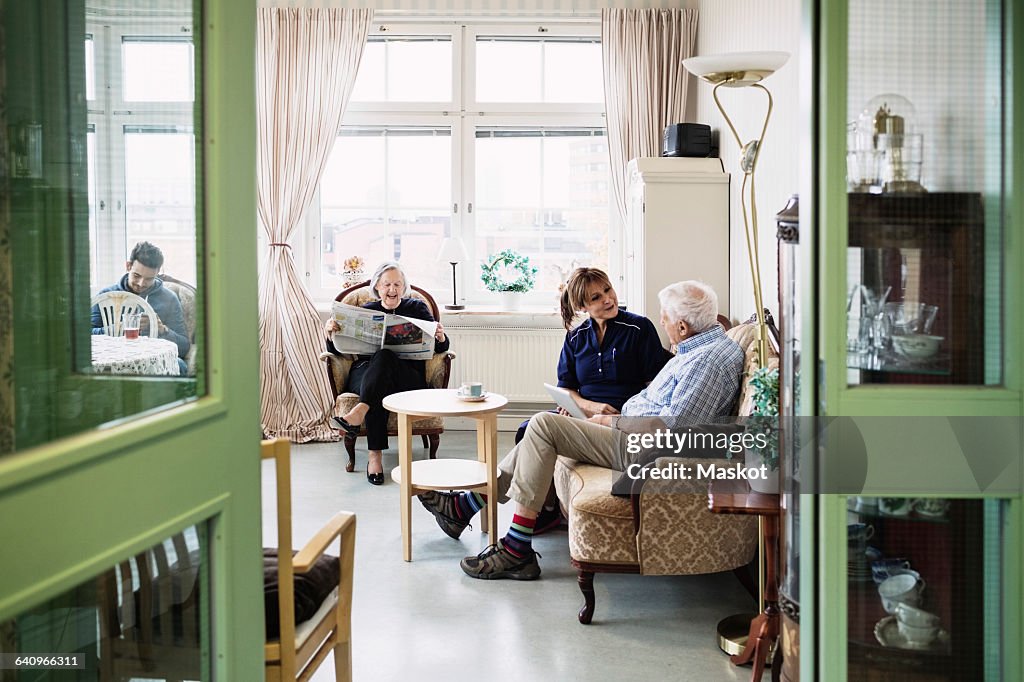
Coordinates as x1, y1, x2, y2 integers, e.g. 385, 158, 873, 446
437, 237, 468, 310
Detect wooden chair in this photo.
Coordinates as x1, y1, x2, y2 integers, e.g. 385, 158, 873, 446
159, 273, 198, 374
96, 531, 202, 681
552, 314, 779, 624
92, 291, 158, 337
262, 438, 356, 682
319, 281, 455, 472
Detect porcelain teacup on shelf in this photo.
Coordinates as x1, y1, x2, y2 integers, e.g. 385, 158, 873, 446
878, 573, 925, 614
913, 497, 950, 518
894, 603, 940, 629
871, 558, 911, 584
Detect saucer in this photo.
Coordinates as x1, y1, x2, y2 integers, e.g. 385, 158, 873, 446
456, 392, 488, 402
874, 616, 949, 652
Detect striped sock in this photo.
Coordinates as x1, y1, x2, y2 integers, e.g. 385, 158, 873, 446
502, 513, 537, 558
454, 491, 487, 521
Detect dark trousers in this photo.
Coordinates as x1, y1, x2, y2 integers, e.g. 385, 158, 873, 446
345, 349, 426, 451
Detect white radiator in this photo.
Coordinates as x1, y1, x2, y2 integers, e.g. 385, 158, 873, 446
444, 327, 565, 402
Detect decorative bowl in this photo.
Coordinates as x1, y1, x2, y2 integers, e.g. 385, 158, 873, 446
891, 334, 943, 359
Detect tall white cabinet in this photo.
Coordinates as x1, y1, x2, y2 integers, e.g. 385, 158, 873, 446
623, 157, 730, 347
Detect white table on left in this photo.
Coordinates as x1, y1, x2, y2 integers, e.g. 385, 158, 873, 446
90, 335, 180, 376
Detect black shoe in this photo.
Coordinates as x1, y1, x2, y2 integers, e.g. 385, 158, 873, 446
534, 504, 566, 536
366, 470, 385, 486
417, 490, 470, 539
331, 416, 361, 438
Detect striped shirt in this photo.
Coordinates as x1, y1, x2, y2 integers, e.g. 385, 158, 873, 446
621, 325, 744, 425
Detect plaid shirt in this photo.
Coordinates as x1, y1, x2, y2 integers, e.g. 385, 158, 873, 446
621, 325, 743, 425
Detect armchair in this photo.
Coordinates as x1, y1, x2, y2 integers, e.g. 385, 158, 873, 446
553, 317, 778, 624
159, 273, 198, 375
262, 438, 356, 682
320, 281, 455, 473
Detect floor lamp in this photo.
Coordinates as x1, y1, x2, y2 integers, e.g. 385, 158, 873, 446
683, 50, 789, 665
437, 237, 468, 310
683, 50, 789, 368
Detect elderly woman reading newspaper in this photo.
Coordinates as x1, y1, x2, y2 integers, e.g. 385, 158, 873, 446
324, 261, 449, 485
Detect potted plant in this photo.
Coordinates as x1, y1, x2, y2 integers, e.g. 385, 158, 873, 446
745, 365, 780, 493
480, 249, 537, 310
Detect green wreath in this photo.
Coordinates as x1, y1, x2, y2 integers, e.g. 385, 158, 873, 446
480, 249, 538, 293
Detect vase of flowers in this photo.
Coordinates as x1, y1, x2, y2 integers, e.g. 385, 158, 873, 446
745, 365, 780, 493
341, 255, 365, 288
480, 249, 537, 310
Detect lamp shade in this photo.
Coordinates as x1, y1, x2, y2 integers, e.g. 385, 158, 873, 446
437, 237, 468, 263
683, 51, 789, 87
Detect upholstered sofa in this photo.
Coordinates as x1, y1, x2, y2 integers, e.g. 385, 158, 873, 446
552, 320, 776, 624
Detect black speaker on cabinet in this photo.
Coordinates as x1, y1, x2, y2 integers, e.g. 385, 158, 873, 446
662, 123, 713, 158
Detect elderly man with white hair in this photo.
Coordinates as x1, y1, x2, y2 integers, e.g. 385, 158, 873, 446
419, 280, 744, 580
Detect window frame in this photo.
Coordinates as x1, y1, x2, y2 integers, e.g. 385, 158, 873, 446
87, 17, 197, 291
305, 19, 614, 310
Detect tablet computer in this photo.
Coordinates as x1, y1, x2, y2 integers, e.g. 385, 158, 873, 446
543, 383, 588, 420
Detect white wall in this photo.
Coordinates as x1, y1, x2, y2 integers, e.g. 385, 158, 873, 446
692, 0, 801, 323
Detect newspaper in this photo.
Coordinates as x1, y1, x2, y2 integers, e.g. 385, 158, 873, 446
330, 301, 437, 361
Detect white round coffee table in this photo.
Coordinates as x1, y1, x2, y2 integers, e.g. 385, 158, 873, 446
382, 388, 508, 561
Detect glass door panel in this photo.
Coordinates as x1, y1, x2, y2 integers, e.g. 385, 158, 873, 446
845, 0, 1002, 388
845, 497, 1003, 681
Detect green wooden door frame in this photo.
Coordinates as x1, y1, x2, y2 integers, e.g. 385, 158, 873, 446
807, 1, 1024, 681
0, 1, 262, 679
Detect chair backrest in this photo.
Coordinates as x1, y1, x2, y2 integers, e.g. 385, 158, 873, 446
335, 280, 441, 322
159, 273, 197, 343
92, 291, 159, 337
261, 437, 355, 682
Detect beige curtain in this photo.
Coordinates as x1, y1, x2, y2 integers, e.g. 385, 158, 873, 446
257, 8, 372, 442
602, 8, 698, 227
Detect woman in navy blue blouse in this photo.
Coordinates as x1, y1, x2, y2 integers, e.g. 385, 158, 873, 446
518, 268, 670, 531
325, 261, 449, 485
555, 267, 672, 418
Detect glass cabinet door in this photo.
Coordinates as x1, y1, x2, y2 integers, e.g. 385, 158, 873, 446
846, 194, 986, 385
812, 0, 1019, 681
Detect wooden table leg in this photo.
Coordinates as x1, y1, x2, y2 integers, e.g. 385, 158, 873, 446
478, 414, 499, 538
398, 412, 414, 562
729, 514, 780, 682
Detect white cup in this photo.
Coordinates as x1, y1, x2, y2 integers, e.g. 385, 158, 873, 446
895, 603, 940, 628
897, 619, 939, 646
878, 573, 925, 614
459, 381, 484, 398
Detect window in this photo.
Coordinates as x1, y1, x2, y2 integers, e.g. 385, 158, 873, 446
88, 23, 198, 289
306, 22, 611, 307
